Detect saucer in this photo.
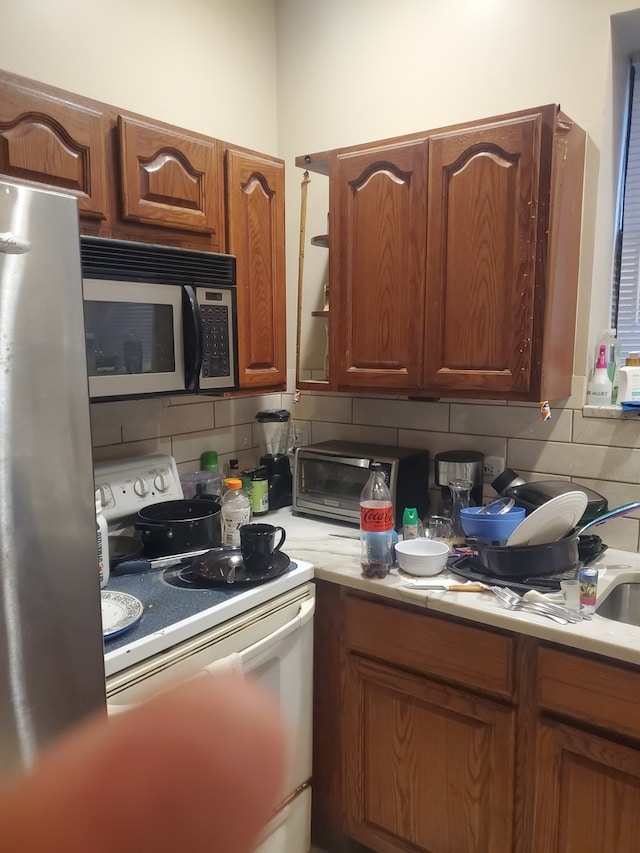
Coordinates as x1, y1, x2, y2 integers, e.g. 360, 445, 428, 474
101, 590, 143, 640
189, 549, 291, 586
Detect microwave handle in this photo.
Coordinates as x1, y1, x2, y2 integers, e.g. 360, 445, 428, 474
182, 285, 202, 391
297, 451, 371, 469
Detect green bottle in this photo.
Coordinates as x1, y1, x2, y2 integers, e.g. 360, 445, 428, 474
402, 507, 419, 540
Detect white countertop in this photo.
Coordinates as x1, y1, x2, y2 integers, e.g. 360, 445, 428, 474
274, 507, 640, 668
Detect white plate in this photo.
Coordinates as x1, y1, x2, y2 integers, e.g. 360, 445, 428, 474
505, 491, 589, 547
101, 590, 143, 640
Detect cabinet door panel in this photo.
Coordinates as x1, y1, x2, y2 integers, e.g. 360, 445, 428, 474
345, 654, 515, 852
425, 115, 540, 395
0, 80, 108, 220
533, 719, 640, 851
331, 140, 428, 390
226, 149, 286, 389
118, 116, 221, 238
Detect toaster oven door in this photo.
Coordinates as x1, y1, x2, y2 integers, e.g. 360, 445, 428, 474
293, 451, 372, 523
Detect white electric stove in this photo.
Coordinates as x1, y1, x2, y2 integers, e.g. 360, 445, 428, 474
96, 454, 315, 853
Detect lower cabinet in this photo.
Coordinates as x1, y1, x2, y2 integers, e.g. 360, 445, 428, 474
532, 720, 640, 851
312, 581, 640, 853
344, 654, 515, 853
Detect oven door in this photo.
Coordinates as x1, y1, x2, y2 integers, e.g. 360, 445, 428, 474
106, 584, 314, 853
83, 279, 186, 399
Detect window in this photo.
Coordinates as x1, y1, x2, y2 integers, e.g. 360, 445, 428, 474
615, 57, 640, 360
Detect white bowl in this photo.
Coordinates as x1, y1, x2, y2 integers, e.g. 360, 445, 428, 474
394, 538, 449, 576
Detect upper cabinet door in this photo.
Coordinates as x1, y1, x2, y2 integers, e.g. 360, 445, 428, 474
0, 77, 108, 220
225, 148, 286, 390
424, 114, 541, 396
331, 140, 428, 390
118, 116, 221, 240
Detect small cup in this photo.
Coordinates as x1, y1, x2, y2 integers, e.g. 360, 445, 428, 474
560, 579, 580, 612
425, 515, 454, 545
240, 523, 286, 574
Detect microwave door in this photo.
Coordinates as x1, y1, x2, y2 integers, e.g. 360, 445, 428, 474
83, 280, 186, 399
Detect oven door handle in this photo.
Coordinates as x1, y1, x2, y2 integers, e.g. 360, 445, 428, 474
106, 597, 315, 716
209, 597, 315, 671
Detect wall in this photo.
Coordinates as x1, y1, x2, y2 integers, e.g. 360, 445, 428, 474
3, 0, 640, 549
274, 0, 640, 551
0, 0, 283, 482
0, 0, 279, 151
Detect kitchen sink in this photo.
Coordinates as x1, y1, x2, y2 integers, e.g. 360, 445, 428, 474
596, 581, 640, 627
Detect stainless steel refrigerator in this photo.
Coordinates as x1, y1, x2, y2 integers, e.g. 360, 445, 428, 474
0, 180, 106, 774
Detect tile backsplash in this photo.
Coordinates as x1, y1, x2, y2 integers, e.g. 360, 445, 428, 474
90, 374, 640, 553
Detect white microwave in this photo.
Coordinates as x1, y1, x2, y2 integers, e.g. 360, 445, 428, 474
81, 237, 238, 401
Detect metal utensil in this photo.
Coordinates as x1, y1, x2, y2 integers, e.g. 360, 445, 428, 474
402, 582, 487, 592
476, 497, 515, 516
226, 555, 242, 584
490, 586, 570, 624
111, 548, 211, 575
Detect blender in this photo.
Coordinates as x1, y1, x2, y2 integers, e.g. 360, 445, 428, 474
255, 409, 293, 509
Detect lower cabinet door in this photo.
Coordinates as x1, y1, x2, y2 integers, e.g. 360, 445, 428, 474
533, 719, 640, 852
344, 654, 515, 853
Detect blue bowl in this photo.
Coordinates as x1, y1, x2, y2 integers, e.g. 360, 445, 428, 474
459, 506, 526, 543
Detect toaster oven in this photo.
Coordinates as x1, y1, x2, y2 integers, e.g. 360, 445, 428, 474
293, 441, 430, 529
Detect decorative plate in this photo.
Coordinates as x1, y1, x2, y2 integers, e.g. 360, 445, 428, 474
101, 590, 143, 640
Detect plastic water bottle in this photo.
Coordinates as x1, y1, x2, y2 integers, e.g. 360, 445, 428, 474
221, 478, 252, 547
360, 463, 394, 579
95, 491, 109, 588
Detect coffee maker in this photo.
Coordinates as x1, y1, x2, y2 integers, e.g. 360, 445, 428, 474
255, 409, 293, 509
434, 450, 484, 514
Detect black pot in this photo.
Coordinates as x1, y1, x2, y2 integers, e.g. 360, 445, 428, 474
472, 531, 607, 579
135, 498, 222, 557
474, 532, 580, 578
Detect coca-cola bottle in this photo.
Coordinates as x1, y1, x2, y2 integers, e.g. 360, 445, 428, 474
360, 462, 394, 578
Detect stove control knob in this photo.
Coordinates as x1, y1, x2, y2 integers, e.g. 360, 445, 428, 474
133, 477, 151, 498
97, 484, 113, 509
154, 472, 170, 492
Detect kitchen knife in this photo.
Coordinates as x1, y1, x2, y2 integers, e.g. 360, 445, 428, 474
111, 548, 211, 575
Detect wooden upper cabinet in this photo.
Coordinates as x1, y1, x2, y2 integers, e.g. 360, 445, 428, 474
298, 104, 585, 401
118, 115, 222, 241
0, 73, 108, 220
424, 113, 540, 396
331, 139, 428, 389
225, 148, 286, 390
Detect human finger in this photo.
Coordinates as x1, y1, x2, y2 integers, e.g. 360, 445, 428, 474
0, 673, 287, 853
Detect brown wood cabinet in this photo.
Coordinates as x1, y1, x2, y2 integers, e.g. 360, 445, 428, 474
118, 115, 222, 241
0, 71, 109, 222
0, 68, 286, 393
297, 104, 585, 402
313, 581, 640, 853
225, 148, 286, 389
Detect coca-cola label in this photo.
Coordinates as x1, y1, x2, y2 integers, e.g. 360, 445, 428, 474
360, 504, 393, 532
